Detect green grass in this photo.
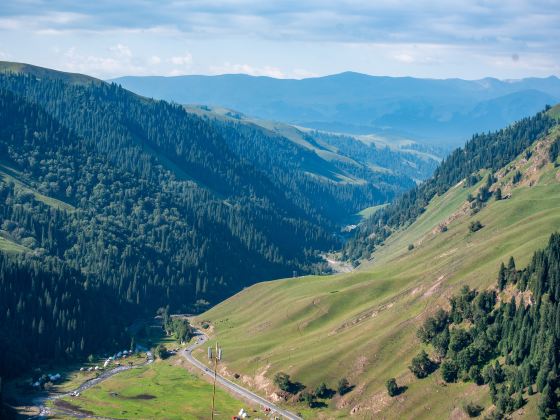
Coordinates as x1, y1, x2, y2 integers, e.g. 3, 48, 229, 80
0, 60, 101, 85
0, 236, 27, 253
357, 203, 388, 219
53, 361, 249, 420
0, 163, 75, 212
195, 133, 560, 418
547, 103, 560, 121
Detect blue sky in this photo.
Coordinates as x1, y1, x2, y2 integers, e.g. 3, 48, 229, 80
0, 0, 559, 79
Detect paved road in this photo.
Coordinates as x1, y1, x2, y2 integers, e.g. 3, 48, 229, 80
183, 331, 302, 420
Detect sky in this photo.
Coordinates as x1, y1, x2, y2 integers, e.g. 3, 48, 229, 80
0, 0, 559, 80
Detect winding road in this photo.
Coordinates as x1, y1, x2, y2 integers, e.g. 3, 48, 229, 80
183, 331, 303, 420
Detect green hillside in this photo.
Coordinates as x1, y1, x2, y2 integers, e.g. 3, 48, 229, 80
195, 125, 560, 418
0, 61, 100, 85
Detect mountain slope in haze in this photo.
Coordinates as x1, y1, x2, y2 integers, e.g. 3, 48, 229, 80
194, 107, 560, 418
112, 72, 560, 147
185, 104, 438, 191
344, 106, 556, 262
0, 62, 415, 379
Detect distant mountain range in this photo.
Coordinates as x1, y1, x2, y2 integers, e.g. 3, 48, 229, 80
112, 72, 560, 147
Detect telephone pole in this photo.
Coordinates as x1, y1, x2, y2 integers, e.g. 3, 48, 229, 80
211, 342, 222, 419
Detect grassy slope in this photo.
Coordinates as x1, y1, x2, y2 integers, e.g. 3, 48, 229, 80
195, 129, 560, 418
0, 163, 75, 212
0, 236, 27, 253
357, 204, 388, 219
0, 61, 101, 85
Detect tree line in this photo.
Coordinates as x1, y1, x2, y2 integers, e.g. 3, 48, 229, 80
344, 109, 557, 263
409, 233, 560, 418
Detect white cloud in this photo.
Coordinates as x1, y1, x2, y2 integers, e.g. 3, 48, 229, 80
394, 53, 415, 64
110, 43, 132, 58
292, 68, 319, 79
0, 1, 558, 79
169, 53, 193, 66
61, 45, 146, 78
209, 62, 285, 78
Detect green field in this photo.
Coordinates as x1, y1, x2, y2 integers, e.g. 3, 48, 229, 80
357, 203, 388, 219
0, 236, 27, 253
52, 358, 250, 419
195, 132, 560, 418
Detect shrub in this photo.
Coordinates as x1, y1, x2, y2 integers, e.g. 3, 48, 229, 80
409, 350, 435, 379
469, 220, 483, 232
441, 359, 459, 383
274, 372, 293, 393
469, 365, 483, 385
315, 382, 327, 398
299, 391, 315, 407
337, 377, 350, 395
154, 344, 168, 359
417, 309, 449, 344
386, 378, 399, 397
463, 402, 484, 417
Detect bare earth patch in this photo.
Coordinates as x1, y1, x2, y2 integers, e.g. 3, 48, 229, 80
54, 399, 95, 416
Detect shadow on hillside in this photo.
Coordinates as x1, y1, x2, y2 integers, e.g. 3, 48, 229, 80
394, 385, 408, 396
310, 400, 328, 408
288, 381, 306, 394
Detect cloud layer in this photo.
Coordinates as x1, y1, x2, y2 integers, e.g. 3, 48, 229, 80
0, 1, 558, 79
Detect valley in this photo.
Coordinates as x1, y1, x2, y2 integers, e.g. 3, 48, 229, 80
191, 110, 560, 418
0, 62, 559, 419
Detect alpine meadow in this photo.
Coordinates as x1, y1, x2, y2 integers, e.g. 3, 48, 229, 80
1, 1, 560, 419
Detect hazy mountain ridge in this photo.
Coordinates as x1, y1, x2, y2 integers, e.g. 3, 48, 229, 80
112, 72, 560, 146
185, 104, 438, 187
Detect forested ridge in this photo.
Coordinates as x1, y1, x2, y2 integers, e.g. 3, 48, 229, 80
344, 109, 557, 262
414, 233, 560, 418
310, 130, 440, 182
194, 117, 412, 225
0, 68, 406, 379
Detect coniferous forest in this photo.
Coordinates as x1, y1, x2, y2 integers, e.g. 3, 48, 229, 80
415, 233, 560, 419
344, 109, 557, 262
0, 71, 412, 379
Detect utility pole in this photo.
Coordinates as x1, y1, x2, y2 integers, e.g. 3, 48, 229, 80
211, 342, 222, 419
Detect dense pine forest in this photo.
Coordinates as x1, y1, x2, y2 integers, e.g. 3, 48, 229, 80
344, 109, 557, 262
0, 68, 412, 379
413, 233, 560, 418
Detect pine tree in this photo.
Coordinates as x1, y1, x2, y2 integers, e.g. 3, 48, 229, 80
498, 262, 507, 290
